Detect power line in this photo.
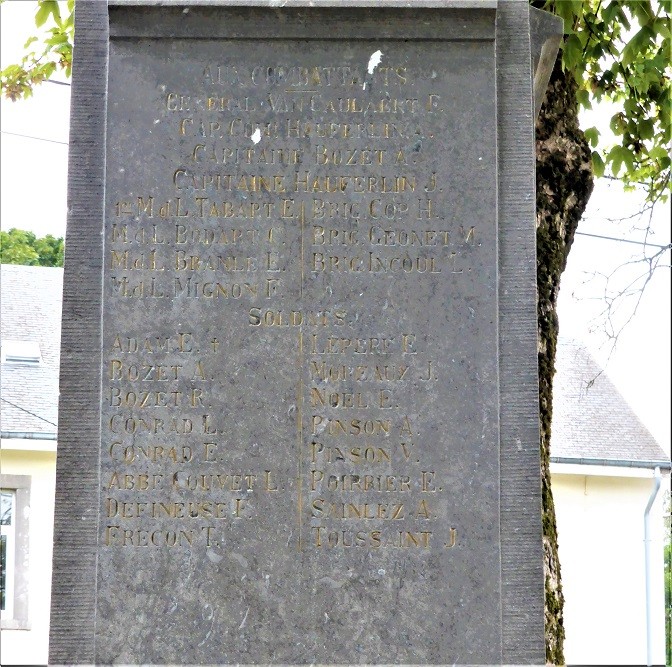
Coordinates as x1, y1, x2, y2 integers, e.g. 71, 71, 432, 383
47, 79, 70, 87
1, 130, 68, 146
576, 231, 671, 250
0, 129, 670, 254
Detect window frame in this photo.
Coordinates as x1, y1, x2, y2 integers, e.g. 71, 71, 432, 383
0, 475, 31, 630
1, 489, 16, 617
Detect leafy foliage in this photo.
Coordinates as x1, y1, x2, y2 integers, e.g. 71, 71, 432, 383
543, 0, 671, 205
0, 0, 74, 100
2, 1, 669, 205
0, 228, 64, 267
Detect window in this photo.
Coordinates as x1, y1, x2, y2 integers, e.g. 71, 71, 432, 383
1, 490, 16, 618
0, 476, 30, 630
0, 340, 42, 364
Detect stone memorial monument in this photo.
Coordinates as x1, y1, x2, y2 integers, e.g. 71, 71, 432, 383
50, 1, 561, 664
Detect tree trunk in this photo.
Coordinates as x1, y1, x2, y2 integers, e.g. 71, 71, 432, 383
536, 58, 594, 665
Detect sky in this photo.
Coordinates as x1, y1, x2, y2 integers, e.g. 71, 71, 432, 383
1, 1, 670, 454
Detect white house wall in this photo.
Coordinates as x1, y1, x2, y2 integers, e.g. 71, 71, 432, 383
0, 446, 56, 666
552, 469, 667, 666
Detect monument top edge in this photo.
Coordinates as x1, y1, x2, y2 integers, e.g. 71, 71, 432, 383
108, 0, 498, 9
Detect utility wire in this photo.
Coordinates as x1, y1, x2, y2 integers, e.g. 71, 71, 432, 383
0, 397, 57, 428
576, 231, 671, 250
1, 131, 670, 253
47, 79, 70, 87
1, 130, 68, 146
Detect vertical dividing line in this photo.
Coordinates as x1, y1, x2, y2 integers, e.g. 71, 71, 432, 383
297, 330, 304, 551
299, 201, 305, 300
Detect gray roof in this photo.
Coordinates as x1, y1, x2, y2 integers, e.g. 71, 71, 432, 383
1, 264, 63, 436
551, 338, 669, 466
1, 266, 668, 465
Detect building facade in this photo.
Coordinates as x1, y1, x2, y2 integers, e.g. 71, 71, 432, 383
550, 339, 670, 666
1, 265, 61, 665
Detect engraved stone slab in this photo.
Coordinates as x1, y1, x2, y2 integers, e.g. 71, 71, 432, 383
51, 2, 557, 664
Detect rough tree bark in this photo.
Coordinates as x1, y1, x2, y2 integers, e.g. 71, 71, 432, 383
536, 57, 594, 665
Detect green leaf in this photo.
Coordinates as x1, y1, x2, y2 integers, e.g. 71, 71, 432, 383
609, 145, 635, 177
622, 26, 655, 66
34, 2, 51, 27
609, 113, 626, 135
554, 1, 578, 34
562, 34, 583, 71
648, 146, 669, 160
569, 0, 583, 17
639, 118, 655, 140
592, 151, 605, 178
584, 126, 600, 148
50, 0, 62, 26
576, 88, 592, 109
46, 32, 69, 46
602, 1, 622, 25
653, 16, 671, 39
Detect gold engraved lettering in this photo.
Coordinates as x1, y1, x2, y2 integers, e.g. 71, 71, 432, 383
417, 198, 436, 219
174, 277, 258, 299
310, 334, 393, 355
203, 442, 217, 461
379, 389, 393, 408
179, 118, 193, 135
109, 360, 182, 381
110, 276, 165, 298
171, 471, 257, 492
315, 145, 385, 166
294, 172, 415, 194
444, 528, 457, 548
110, 224, 167, 245
401, 334, 417, 354
266, 278, 281, 297
108, 442, 193, 463
108, 414, 194, 435
368, 227, 450, 247
415, 499, 431, 519
137, 196, 154, 217
174, 251, 257, 272
310, 471, 412, 493
104, 526, 198, 548
311, 499, 404, 520
312, 225, 358, 246
286, 120, 405, 140
400, 417, 413, 436
419, 360, 437, 381
310, 388, 369, 408
368, 199, 409, 220
309, 362, 408, 383
105, 499, 236, 520
165, 93, 190, 111
248, 309, 345, 327
312, 527, 431, 549
109, 332, 193, 354
426, 94, 441, 112
264, 470, 278, 491
421, 471, 437, 492
109, 387, 183, 408
310, 443, 391, 465
106, 472, 163, 491
311, 415, 390, 437
312, 199, 360, 220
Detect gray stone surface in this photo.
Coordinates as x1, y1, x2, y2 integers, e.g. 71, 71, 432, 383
51, 2, 550, 664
